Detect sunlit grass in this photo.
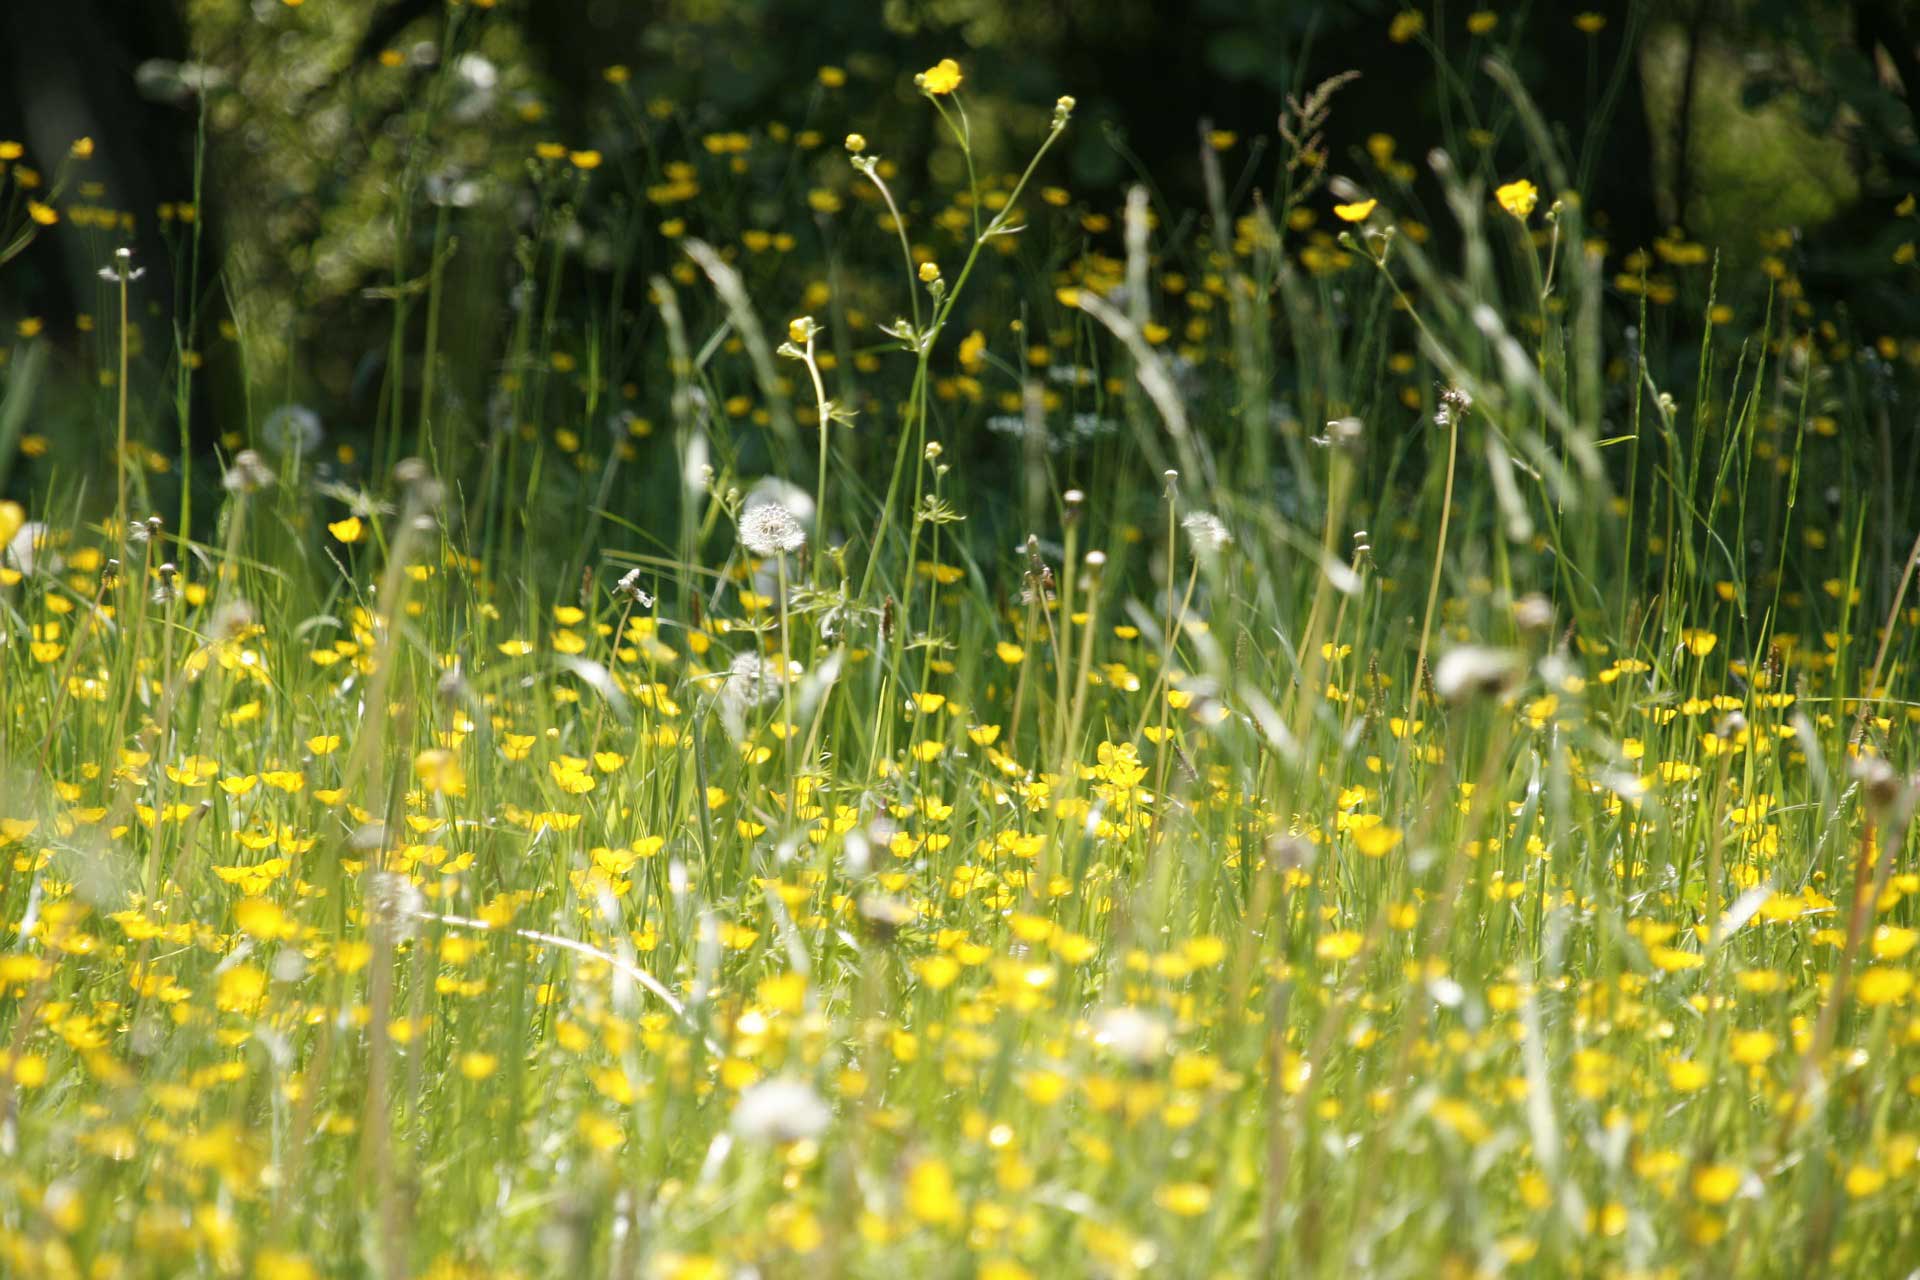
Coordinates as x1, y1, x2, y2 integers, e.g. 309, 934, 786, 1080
3, 23, 1920, 1280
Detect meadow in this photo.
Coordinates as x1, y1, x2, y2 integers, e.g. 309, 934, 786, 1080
3, 12, 1920, 1278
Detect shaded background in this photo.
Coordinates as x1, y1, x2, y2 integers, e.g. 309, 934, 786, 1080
2, 0, 1917, 469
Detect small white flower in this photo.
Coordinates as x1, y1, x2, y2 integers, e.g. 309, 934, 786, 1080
97, 247, 147, 284
731, 1078, 831, 1143
613, 568, 654, 608
738, 501, 806, 557
1434, 385, 1473, 429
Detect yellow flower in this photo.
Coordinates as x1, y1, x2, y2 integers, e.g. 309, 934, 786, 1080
327, 515, 365, 544
905, 1157, 961, 1226
1691, 1164, 1741, 1205
1388, 11, 1425, 42
918, 261, 941, 283
236, 898, 295, 941
1667, 1058, 1709, 1092
27, 201, 58, 226
920, 59, 963, 96
458, 1051, 499, 1080
1316, 930, 1363, 961
413, 748, 467, 797
1574, 12, 1607, 33
959, 330, 987, 370
1495, 179, 1539, 220
569, 150, 603, 170
1649, 945, 1703, 972
1856, 967, 1914, 1006
916, 955, 961, 990
818, 65, 847, 88
1729, 1029, 1777, 1065
979, 1262, 1032, 1280
1467, 11, 1497, 34
1154, 1181, 1213, 1216
256, 1249, 320, 1280
549, 760, 596, 795
1352, 824, 1401, 857
1845, 1164, 1887, 1197
1680, 628, 1718, 656
1333, 198, 1378, 223
1873, 925, 1918, 959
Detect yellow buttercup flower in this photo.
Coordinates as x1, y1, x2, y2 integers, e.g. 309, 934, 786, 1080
1334, 198, 1378, 224
1691, 1164, 1741, 1205
920, 59, 963, 96
1496, 179, 1539, 220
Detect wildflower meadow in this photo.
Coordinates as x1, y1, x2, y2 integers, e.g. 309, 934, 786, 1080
3, 3, 1920, 1277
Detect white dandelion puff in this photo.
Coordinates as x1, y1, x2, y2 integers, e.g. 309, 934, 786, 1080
731, 1078, 831, 1144
260, 404, 324, 455
1093, 1006, 1169, 1067
1433, 646, 1524, 704
1181, 511, 1232, 555
738, 501, 806, 557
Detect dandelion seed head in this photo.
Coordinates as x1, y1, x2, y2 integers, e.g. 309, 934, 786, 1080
1093, 1006, 1169, 1066
1433, 645, 1524, 704
724, 652, 779, 710
739, 501, 805, 556
223, 449, 276, 494
366, 871, 425, 941
731, 1077, 831, 1144
1181, 511, 1232, 554
261, 404, 324, 456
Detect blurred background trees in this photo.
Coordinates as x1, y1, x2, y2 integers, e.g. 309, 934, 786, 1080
1, 0, 1916, 465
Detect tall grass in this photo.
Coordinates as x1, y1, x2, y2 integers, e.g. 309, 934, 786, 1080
1, 19, 1918, 1280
